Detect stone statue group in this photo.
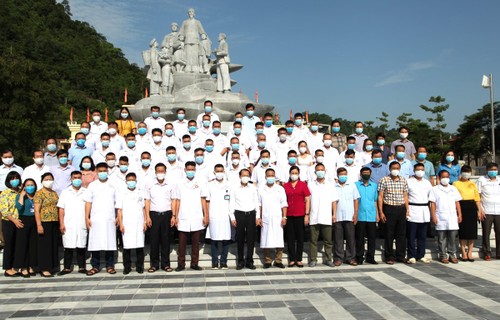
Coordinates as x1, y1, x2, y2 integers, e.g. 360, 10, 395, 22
143, 8, 231, 96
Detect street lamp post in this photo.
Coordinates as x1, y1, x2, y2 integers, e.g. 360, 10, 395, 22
482, 74, 496, 162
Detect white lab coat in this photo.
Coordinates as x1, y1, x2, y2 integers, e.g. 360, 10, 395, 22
57, 186, 87, 248
429, 185, 462, 230
116, 188, 145, 249
173, 178, 207, 232
206, 180, 232, 241
258, 184, 288, 248
84, 180, 117, 251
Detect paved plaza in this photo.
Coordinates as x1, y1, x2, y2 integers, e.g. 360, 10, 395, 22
1, 254, 500, 320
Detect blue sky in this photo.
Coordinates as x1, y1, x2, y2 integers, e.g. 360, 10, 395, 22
67, 0, 500, 132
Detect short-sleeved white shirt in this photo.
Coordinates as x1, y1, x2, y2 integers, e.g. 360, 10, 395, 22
477, 176, 500, 215
309, 180, 339, 226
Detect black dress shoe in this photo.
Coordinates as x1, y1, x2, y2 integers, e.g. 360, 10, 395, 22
78, 269, 87, 274
123, 268, 131, 275
263, 263, 271, 269
273, 262, 285, 269
175, 266, 185, 272
58, 269, 72, 276
366, 259, 378, 265
246, 263, 256, 270
190, 265, 203, 271
236, 263, 245, 270
136, 267, 144, 274
21, 272, 30, 278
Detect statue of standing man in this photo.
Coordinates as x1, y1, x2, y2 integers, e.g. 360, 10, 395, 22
179, 8, 206, 73
142, 38, 162, 96
214, 33, 231, 93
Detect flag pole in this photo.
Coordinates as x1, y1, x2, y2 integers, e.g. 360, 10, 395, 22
490, 74, 495, 162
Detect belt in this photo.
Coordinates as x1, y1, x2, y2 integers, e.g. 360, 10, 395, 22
151, 210, 172, 215
235, 210, 256, 215
383, 204, 405, 207
409, 203, 429, 207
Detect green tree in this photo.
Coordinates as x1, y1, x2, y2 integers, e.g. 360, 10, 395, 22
420, 96, 449, 147
376, 112, 389, 134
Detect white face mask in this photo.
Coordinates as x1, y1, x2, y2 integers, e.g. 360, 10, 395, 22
316, 156, 324, 164
241, 176, 250, 184
108, 128, 117, 135
391, 169, 400, 177
106, 160, 116, 168
93, 115, 101, 123
400, 133, 408, 139
34, 158, 44, 165
415, 170, 425, 178
290, 174, 299, 181
156, 173, 166, 180
232, 159, 240, 166
299, 147, 307, 154
462, 172, 472, 180
324, 140, 332, 147
440, 178, 450, 186
279, 134, 287, 142
215, 172, 225, 181
42, 180, 54, 189
2, 157, 14, 165
153, 136, 162, 143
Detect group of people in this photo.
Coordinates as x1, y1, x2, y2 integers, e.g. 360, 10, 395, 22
1, 100, 499, 278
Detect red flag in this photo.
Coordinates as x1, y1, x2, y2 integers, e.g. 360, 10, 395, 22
275, 112, 279, 123
289, 109, 293, 120
105, 108, 109, 122
254, 90, 259, 103
305, 111, 309, 124
145, 88, 149, 98
70, 106, 74, 123
86, 107, 90, 122
124, 88, 128, 103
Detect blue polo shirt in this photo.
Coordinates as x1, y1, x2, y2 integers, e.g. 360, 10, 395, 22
355, 180, 378, 222
388, 159, 414, 179
367, 162, 389, 184
68, 146, 92, 169
436, 163, 461, 183
412, 159, 436, 182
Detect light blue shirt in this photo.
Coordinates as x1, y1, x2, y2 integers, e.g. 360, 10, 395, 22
388, 159, 414, 179
436, 163, 461, 184
50, 165, 75, 195
68, 146, 92, 169
412, 159, 436, 181
355, 180, 378, 222
367, 162, 389, 184
335, 182, 360, 222
241, 115, 259, 133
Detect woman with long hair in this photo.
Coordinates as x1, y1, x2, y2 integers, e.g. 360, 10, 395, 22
116, 107, 137, 136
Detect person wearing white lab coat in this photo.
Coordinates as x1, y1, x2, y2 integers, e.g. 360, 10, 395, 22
172, 161, 208, 271
57, 171, 87, 275
258, 168, 288, 269
206, 164, 232, 269
84, 163, 118, 275
429, 170, 462, 264
117, 173, 146, 274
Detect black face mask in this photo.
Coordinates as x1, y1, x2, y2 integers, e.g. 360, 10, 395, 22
361, 174, 371, 181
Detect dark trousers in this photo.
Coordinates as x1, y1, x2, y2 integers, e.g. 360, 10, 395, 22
235, 210, 256, 264
63, 248, 86, 270
355, 221, 377, 262
90, 251, 115, 269
482, 214, 500, 257
14, 216, 37, 269
286, 216, 305, 262
37, 221, 59, 272
150, 211, 172, 269
407, 221, 428, 259
211, 240, 230, 264
123, 248, 144, 270
2, 220, 16, 270
178, 230, 201, 267
334, 221, 356, 261
383, 204, 407, 261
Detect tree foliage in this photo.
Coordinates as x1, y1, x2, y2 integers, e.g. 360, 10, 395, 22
0, 0, 147, 165
420, 96, 449, 147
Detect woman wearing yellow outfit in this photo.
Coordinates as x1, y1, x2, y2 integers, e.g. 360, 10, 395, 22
116, 107, 136, 136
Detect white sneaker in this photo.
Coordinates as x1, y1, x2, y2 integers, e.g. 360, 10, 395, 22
418, 257, 431, 264
407, 258, 417, 264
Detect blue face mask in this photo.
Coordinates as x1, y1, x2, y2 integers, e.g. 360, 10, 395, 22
235, 117, 242, 123
288, 157, 297, 165
59, 157, 68, 165
138, 127, 147, 135
47, 144, 57, 152
396, 152, 406, 160
204, 106, 212, 113
446, 155, 454, 163
286, 127, 294, 134
72, 179, 82, 188
167, 154, 177, 162
127, 141, 136, 148
152, 111, 159, 118
177, 114, 185, 121
101, 140, 110, 148
377, 139, 385, 145
233, 128, 241, 135
315, 171, 326, 179
332, 127, 340, 133
246, 110, 254, 117
188, 126, 197, 133
183, 142, 191, 149
195, 156, 204, 164
141, 159, 151, 167
355, 128, 363, 134
127, 181, 137, 189
202, 120, 210, 128
417, 153, 427, 161
488, 170, 498, 178
120, 165, 128, 172
213, 128, 221, 135
266, 177, 276, 185
365, 145, 373, 151
205, 145, 214, 153
373, 158, 382, 165
338, 175, 348, 183
81, 128, 89, 135
76, 139, 86, 147
345, 158, 354, 165
25, 185, 36, 194
294, 119, 302, 126
256, 129, 264, 135
186, 171, 196, 179
82, 162, 91, 170
231, 143, 240, 151
98, 172, 108, 181
10, 179, 20, 188
121, 113, 129, 119
348, 143, 356, 150
165, 129, 174, 136
261, 158, 270, 165
310, 125, 318, 132
258, 141, 266, 149
265, 120, 273, 127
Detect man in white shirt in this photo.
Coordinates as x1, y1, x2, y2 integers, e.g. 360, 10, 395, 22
321, 133, 340, 178
136, 152, 155, 190
249, 134, 276, 170
262, 113, 278, 146
226, 137, 250, 168
148, 128, 167, 167
306, 119, 324, 153
226, 152, 245, 186
144, 106, 167, 135
172, 161, 208, 271
251, 150, 279, 187
204, 139, 224, 169
162, 123, 181, 149
120, 133, 141, 170
172, 108, 188, 139
165, 146, 183, 181
178, 135, 195, 164
241, 103, 259, 133
477, 162, 500, 260
105, 122, 125, 155
209, 121, 229, 158
308, 163, 339, 267
109, 156, 131, 191
227, 122, 252, 153
187, 120, 203, 149
89, 109, 109, 140
337, 150, 361, 184
198, 114, 213, 140
135, 122, 151, 150
350, 121, 368, 153
196, 100, 220, 129
272, 127, 292, 168
92, 133, 112, 165
229, 168, 259, 270
44, 138, 59, 168
22, 150, 50, 189
292, 113, 308, 142
194, 147, 212, 184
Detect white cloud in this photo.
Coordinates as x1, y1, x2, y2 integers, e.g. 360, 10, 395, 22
375, 60, 436, 87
